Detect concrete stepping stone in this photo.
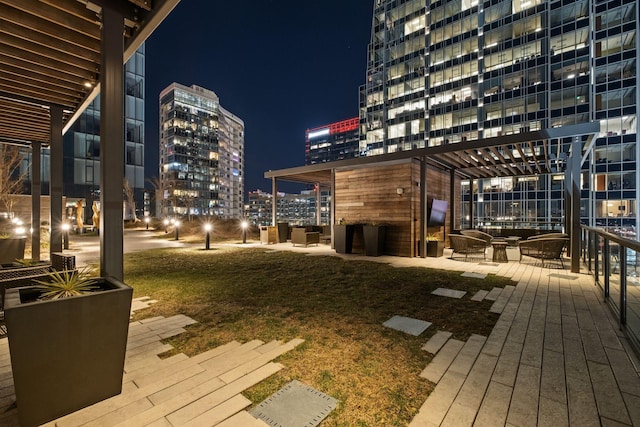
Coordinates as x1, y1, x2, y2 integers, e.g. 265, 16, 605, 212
249, 380, 337, 427
462, 272, 487, 279
383, 315, 432, 336
432, 288, 467, 299
422, 331, 453, 354
485, 287, 503, 301
472, 290, 490, 301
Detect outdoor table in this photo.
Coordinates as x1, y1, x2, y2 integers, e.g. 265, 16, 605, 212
492, 241, 509, 263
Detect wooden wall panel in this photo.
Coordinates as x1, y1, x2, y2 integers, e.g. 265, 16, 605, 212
334, 160, 459, 257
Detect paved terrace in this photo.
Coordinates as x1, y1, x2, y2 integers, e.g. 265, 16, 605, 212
0, 242, 639, 426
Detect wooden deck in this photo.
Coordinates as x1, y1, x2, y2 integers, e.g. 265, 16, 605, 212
1, 243, 639, 426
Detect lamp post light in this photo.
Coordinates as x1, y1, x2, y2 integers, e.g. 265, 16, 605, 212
145, 216, 150, 230
174, 220, 180, 240
204, 223, 212, 250
61, 222, 71, 250
163, 218, 169, 233
241, 220, 248, 244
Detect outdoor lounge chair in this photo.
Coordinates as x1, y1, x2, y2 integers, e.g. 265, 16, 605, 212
291, 227, 320, 247
449, 234, 487, 261
518, 237, 568, 267
460, 229, 493, 246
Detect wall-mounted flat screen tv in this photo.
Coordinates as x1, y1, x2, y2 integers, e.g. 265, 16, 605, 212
428, 199, 448, 226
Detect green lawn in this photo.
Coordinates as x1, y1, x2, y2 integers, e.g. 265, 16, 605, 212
124, 246, 514, 426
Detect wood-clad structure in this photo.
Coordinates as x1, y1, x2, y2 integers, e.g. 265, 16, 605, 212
265, 123, 599, 271
333, 160, 458, 257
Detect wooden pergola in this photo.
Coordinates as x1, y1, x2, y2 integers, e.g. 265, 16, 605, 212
0, 0, 180, 279
266, 123, 600, 273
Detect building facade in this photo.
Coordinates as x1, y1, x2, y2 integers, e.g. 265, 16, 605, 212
305, 117, 360, 165
159, 83, 244, 219
20, 45, 146, 222
247, 189, 331, 226
360, 0, 638, 235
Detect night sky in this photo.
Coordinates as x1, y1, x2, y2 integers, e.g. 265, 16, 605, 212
144, 1, 374, 194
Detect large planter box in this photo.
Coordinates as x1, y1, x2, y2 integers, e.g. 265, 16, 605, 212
363, 225, 387, 256
334, 224, 355, 254
4, 277, 133, 426
427, 240, 445, 257
0, 238, 26, 264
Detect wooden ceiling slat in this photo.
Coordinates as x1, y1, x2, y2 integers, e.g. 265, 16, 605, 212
0, 0, 101, 40
527, 141, 544, 174
1, 63, 85, 93
0, 43, 97, 81
542, 139, 551, 172
489, 147, 519, 175
1, 72, 85, 99
0, 18, 100, 63
437, 152, 469, 169
0, 83, 79, 108
502, 145, 527, 174
0, 54, 88, 87
0, 4, 100, 53
515, 144, 536, 174
1, 102, 49, 118
0, 33, 97, 74
39, 0, 102, 25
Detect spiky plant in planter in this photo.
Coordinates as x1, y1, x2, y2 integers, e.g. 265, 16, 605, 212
33, 266, 98, 299
4, 265, 133, 426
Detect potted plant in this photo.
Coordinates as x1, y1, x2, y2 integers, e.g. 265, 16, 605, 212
426, 233, 445, 257
4, 267, 133, 426
363, 222, 387, 256
334, 218, 355, 254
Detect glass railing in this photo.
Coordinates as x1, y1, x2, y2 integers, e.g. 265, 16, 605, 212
581, 226, 640, 353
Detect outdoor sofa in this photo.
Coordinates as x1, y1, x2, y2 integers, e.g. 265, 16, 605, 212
449, 234, 487, 261
518, 237, 568, 267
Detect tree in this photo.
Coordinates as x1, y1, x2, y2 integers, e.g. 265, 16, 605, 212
146, 176, 165, 217
123, 178, 138, 222
0, 144, 27, 217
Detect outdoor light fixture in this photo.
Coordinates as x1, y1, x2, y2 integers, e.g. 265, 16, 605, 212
174, 220, 180, 240
396, 188, 404, 195
61, 223, 71, 250
241, 220, 248, 244
145, 216, 151, 230
163, 218, 169, 233
204, 223, 212, 250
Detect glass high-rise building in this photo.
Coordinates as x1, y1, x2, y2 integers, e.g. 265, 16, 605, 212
305, 117, 360, 165
360, 0, 637, 235
21, 46, 146, 221
159, 83, 244, 219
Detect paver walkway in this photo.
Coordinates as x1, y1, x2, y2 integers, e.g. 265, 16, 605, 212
0, 307, 302, 426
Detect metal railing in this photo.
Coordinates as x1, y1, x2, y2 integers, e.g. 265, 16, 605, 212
581, 226, 640, 354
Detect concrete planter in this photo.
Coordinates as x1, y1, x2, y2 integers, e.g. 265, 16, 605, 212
363, 225, 387, 256
427, 240, 445, 257
334, 224, 355, 254
0, 238, 26, 264
4, 277, 133, 426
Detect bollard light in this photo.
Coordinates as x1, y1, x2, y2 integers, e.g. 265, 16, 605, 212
204, 223, 212, 250
241, 220, 248, 244
145, 216, 151, 230
174, 220, 180, 240
61, 222, 71, 250
163, 218, 169, 233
